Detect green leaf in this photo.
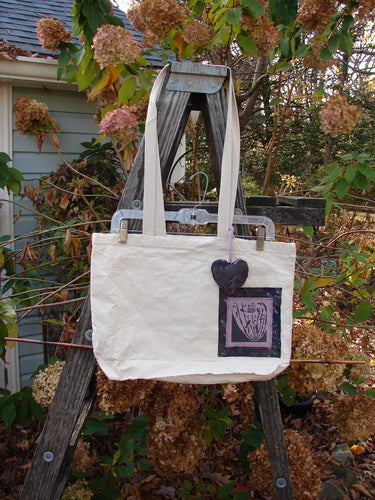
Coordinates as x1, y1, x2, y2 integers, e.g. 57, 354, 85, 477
118, 77, 137, 105
300, 276, 317, 305
345, 163, 357, 184
57, 51, 70, 80
241, 0, 265, 18
358, 162, 375, 182
339, 33, 353, 56
294, 44, 311, 58
122, 414, 148, 442
241, 427, 264, 449
319, 47, 333, 61
335, 177, 349, 199
269, 0, 298, 25
269, 97, 283, 106
279, 35, 290, 58
327, 32, 341, 54
364, 388, 375, 399
116, 462, 134, 478
282, 385, 297, 406
302, 226, 314, 237
83, 418, 110, 436
353, 301, 373, 323
353, 171, 370, 191
226, 8, 242, 26
2, 402, 16, 427
237, 34, 258, 57
341, 15, 354, 34
340, 382, 357, 395
0, 152, 12, 163
271, 61, 293, 73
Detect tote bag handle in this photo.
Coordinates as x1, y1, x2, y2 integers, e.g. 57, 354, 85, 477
143, 65, 240, 239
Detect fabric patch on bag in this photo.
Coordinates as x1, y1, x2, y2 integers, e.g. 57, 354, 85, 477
218, 287, 281, 357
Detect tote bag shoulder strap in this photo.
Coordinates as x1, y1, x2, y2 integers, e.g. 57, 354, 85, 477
143, 64, 241, 239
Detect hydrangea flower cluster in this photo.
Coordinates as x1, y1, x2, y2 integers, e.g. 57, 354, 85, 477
99, 106, 139, 146
182, 19, 211, 46
71, 439, 95, 473
241, 0, 280, 56
96, 368, 156, 413
96, 371, 206, 477
248, 429, 322, 499
133, 0, 188, 40
92, 24, 142, 68
14, 97, 60, 151
36, 18, 71, 51
32, 361, 65, 409
127, 3, 161, 47
144, 383, 206, 477
332, 393, 375, 441
297, 0, 337, 34
61, 479, 93, 500
287, 324, 348, 394
319, 94, 361, 136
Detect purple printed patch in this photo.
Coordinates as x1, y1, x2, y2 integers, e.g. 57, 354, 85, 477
218, 287, 281, 358
226, 297, 273, 348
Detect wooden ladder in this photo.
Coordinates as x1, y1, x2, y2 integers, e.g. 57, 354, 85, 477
21, 62, 294, 500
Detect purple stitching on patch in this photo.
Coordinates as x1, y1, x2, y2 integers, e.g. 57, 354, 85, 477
225, 297, 273, 348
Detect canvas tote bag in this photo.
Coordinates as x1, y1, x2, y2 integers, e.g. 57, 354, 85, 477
90, 65, 296, 384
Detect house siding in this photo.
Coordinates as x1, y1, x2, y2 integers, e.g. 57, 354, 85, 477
11, 86, 97, 387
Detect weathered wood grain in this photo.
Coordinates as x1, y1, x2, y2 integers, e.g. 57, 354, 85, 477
253, 380, 294, 499
20, 299, 96, 499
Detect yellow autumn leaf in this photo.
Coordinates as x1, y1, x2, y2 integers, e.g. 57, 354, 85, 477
88, 65, 121, 101
350, 444, 366, 455
173, 31, 186, 55
50, 131, 60, 149
5, 322, 18, 348
314, 276, 333, 287
59, 195, 70, 210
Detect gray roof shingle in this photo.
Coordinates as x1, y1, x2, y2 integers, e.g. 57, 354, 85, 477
0, 0, 162, 65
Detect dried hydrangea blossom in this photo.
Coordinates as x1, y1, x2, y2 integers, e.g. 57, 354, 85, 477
32, 361, 65, 409
139, 0, 188, 39
248, 429, 322, 499
96, 368, 156, 414
94, 88, 118, 124
147, 419, 206, 477
297, 0, 337, 34
36, 18, 71, 51
332, 393, 375, 441
127, 3, 162, 47
143, 382, 205, 476
223, 382, 255, 425
92, 24, 142, 68
287, 324, 348, 394
61, 479, 93, 500
241, 1, 280, 57
182, 19, 211, 46
144, 382, 200, 436
319, 94, 361, 136
71, 439, 95, 473
99, 105, 139, 146
14, 97, 60, 151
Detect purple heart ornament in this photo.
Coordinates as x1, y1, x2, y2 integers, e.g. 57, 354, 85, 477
211, 259, 249, 296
